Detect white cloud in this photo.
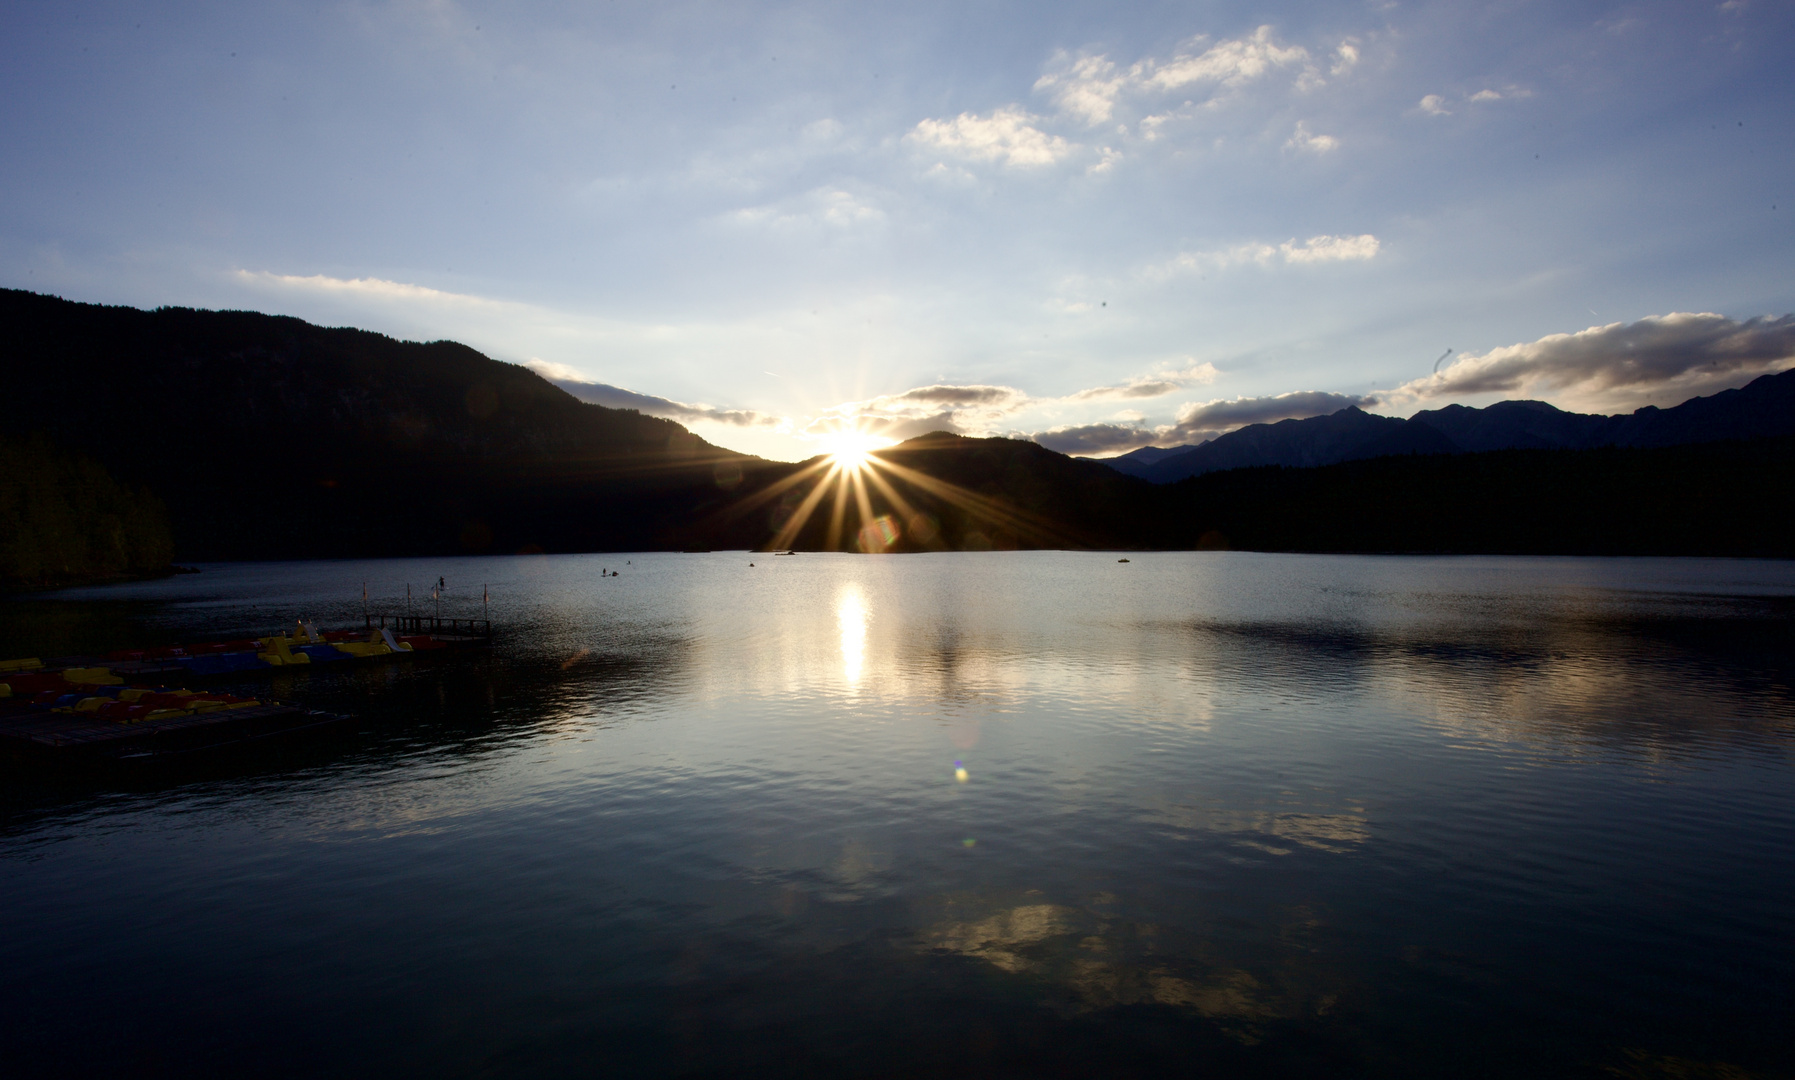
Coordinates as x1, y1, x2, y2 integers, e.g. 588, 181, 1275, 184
1069, 362, 1221, 401
1033, 53, 1127, 126
1285, 121, 1339, 153
907, 106, 1072, 167
913, 26, 1348, 176
522, 357, 587, 382
1135, 107, 1189, 142
1141, 27, 1309, 95
235, 269, 515, 311
1385, 313, 1795, 413
728, 187, 885, 231
1032, 26, 1321, 137
232, 268, 683, 359
1414, 87, 1531, 116
1146, 233, 1379, 277
922, 161, 979, 186
1280, 233, 1379, 263
816, 190, 883, 227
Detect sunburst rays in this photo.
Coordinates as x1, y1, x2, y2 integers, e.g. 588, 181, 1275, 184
717, 434, 1077, 553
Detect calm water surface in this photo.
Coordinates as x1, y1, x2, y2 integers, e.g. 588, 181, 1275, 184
3, 552, 1793, 1078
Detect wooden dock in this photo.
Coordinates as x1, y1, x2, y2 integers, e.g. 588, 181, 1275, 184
363, 613, 492, 645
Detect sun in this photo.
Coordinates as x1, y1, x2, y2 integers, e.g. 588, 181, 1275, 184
744, 420, 1039, 553
815, 429, 894, 470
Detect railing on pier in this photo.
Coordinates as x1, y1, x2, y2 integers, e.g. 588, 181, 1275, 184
364, 613, 493, 640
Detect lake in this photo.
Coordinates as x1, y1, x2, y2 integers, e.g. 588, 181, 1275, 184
3, 551, 1793, 1078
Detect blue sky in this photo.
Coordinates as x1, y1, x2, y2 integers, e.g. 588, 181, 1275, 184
4, 0, 1792, 460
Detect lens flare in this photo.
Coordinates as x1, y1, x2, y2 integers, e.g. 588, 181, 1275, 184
857, 514, 900, 553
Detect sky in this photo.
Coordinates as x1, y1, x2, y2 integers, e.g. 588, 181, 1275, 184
4, 0, 1793, 461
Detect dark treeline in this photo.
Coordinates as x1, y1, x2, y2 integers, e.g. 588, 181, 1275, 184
1162, 437, 1795, 558
0, 433, 175, 589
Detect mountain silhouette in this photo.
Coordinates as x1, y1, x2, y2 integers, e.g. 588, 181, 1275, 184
1097, 369, 1795, 483
0, 290, 1161, 564
1090, 444, 1196, 480
0, 289, 785, 559
4, 288, 1791, 571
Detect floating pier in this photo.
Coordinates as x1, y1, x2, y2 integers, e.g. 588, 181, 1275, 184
0, 616, 491, 761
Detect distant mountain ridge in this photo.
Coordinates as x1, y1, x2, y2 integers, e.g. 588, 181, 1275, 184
1090, 369, 1795, 483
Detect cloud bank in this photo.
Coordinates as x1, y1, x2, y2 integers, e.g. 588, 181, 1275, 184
1167, 391, 1378, 440
797, 362, 1225, 449
1031, 389, 1375, 455
1030, 423, 1163, 455
1389, 313, 1795, 412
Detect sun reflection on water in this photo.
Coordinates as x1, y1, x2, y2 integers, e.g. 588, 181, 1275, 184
837, 584, 869, 686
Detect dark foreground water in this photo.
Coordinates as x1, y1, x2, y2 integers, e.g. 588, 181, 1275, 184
3, 552, 1793, 1079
